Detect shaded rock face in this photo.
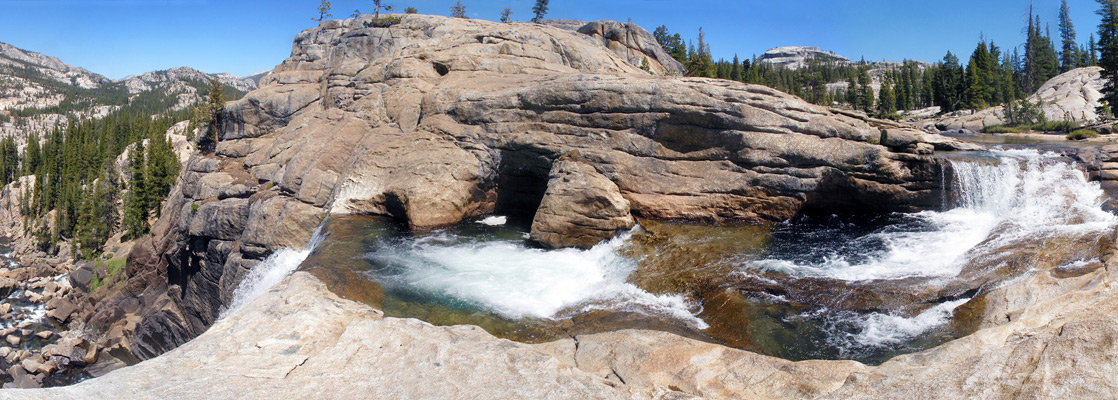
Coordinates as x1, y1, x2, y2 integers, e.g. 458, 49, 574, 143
90, 14, 967, 364
931, 66, 1104, 132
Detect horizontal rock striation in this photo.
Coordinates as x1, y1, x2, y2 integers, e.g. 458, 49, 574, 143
80, 14, 971, 368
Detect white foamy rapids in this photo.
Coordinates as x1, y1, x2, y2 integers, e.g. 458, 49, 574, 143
220, 221, 327, 319
749, 149, 1117, 281
220, 248, 310, 319
829, 298, 970, 349
367, 230, 708, 329
476, 215, 508, 226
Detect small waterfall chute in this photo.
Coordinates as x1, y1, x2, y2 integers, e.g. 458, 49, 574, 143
219, 219, 329, 319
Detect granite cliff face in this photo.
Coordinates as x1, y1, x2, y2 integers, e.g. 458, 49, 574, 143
758, 46, 851, 70
73, 14, 972, 373
931, 66, 1105, 132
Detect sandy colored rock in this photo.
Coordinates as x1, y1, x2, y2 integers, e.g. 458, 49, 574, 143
6, 334, 20, 346
530, 159, 635, 248
12, 260, 1118, 399
932, 66, 1105, 131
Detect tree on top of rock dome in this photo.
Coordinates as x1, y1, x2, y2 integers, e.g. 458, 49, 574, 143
313, 0, 332, 22
451, 1, 467, 18
532, 0, 549, 23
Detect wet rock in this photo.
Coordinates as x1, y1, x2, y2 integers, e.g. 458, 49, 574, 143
5, 334, 19, 346
19, 358, 41, 375
0, 303, 11, 314
34, 331, 51, 339
530, 159, 635, 249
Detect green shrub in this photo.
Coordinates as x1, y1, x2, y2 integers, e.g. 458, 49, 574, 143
1032, 120, 1080, 132
191, 202, 199, 212
370, 16, 401, 27
982, 125, 1027, 134
1067, 129, 1099, 140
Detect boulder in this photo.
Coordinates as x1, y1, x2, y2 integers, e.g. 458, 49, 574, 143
530, 159, 635, 249
6, 334, 19, 346
46, 299, 75, 323
68, 262, 95, 292
0, 276, 18, 298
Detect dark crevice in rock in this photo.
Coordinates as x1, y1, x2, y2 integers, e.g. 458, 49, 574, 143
432, 62, 449, 76
494, 147, 555, 221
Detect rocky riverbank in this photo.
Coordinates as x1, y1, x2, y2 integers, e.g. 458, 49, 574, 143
9, 246, 1118, 400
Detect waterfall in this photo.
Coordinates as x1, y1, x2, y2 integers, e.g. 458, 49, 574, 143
748, 149, 1116, 281
744, 148, 1117, 353
219, 220, 329, 319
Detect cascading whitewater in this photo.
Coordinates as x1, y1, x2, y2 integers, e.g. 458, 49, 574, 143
220, 221, 328, 319
744, 149, 1117, 351
750, 149, 1115, 281
363, 225, 709, 329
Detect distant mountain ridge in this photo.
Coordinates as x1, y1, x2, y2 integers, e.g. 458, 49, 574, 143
0, 41, 257, 116
0, 41, 260, 145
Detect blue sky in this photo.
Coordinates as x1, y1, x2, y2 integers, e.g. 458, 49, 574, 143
0, 0, 1103, 79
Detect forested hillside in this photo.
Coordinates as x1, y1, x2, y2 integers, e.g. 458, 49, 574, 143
0, 41, 254, 261
652, 1, 1097, 118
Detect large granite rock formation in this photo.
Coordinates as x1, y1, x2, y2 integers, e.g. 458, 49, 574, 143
932, 66, 1105, 132
758, 46, 851, 70
543, 19, 687, 75
76, 14, 971, 372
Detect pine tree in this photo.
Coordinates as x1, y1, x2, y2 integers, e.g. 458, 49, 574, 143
1059, 0, 1079, 71
372, 0, 392, 20
123, 141, 148, 239
450, 1, 467, 18
500, 8, 512, 23
878, 81, 897, 114
313, 0, 332, 22
193, 77, 225, 153
685, 28, 713, 77
531, 0, 549, 23
1090, 34, 1100, 65
857, 69, 874, 112
730, 54, 741, 81
1097, 0, 1118, 117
